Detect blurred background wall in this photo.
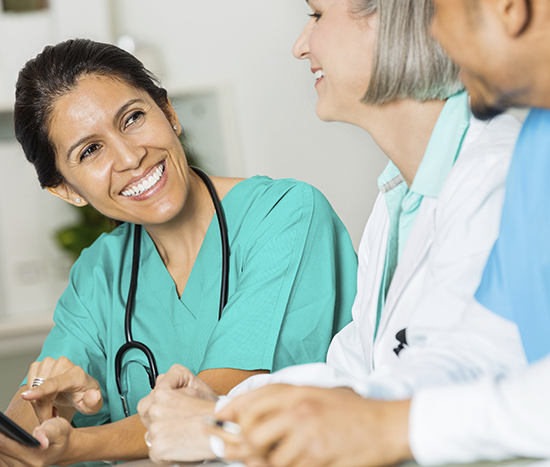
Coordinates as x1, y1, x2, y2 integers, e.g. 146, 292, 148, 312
0, 0, 387, 408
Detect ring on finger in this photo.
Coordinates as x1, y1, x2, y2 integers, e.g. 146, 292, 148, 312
31, 377, 46, 388
145, 431, 152, 448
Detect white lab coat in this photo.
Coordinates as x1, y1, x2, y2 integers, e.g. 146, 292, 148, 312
222, 112, 527, 403
410, 354, 550, 464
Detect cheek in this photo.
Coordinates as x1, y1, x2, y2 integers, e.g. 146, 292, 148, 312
308, 28, 324, 61
67, 162, 113, 200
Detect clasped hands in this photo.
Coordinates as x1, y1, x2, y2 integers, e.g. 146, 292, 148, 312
137, 364, 219, 462
210, 385, 413, 467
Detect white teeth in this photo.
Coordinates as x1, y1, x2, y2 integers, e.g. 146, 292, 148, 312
121, 163, 165, 197
315, 70, 325, 81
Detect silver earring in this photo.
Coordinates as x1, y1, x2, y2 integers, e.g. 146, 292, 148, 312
75, 198, 81, 204
173, 125, 178, 131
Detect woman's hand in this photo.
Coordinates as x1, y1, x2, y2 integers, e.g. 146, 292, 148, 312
154, 364, 218, 401
0, 417, 74, 467
137, 365, 218, 462
21, 356, 102, 423
214, 384, 413, 467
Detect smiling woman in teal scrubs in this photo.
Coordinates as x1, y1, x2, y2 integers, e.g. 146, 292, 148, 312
0, 38, 357, 467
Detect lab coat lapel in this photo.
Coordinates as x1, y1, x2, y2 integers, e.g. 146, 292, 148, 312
377, 199, 437, 335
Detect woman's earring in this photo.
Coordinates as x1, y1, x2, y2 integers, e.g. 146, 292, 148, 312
173, 125, 178, 131
75, 198, 81, 204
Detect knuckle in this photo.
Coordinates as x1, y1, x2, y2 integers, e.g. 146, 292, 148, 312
169, 364, 185, 374
68, 365, 84, 378
148, 405, 164, 420
42, 357, 55, 365
293, 399, 318, 418
136, 399, 146, 414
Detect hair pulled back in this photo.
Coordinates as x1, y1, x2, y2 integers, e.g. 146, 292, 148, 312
14, 38, 171, 188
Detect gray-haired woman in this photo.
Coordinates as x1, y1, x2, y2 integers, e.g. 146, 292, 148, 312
138, 0, 526, 464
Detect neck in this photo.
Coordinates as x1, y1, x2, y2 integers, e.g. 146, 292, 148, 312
352, 98, 446, 186
524, 50, 550, 109
144, 169, 214, 269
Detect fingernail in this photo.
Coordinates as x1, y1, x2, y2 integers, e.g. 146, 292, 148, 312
21, 391, 29, 397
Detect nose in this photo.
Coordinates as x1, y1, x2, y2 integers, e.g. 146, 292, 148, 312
292, 19, 313, 59
112, 136, 146, 172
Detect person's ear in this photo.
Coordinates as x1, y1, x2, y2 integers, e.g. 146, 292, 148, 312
46, 183, 89, 207
496, 0, 530, 36
165, 98, 182, 136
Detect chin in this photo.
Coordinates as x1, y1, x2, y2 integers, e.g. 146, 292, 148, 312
315, 103, 339, 123
470, 90, 511, 121
464, 75, 509, 121
470, 101, 506, 121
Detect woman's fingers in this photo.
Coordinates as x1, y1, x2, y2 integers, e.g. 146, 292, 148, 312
208, 424, 252, 459
154, 364, 194, 391
136, 392, 154, 425
22, 358, 103, 419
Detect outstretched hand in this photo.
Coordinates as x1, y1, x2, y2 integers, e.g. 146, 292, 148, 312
21, 356, 102, 423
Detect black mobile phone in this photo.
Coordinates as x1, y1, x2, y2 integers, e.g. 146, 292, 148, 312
0, 411, 40, 447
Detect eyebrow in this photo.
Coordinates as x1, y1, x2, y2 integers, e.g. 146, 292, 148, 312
65, 134, 98, 161
65, 98, 146, 160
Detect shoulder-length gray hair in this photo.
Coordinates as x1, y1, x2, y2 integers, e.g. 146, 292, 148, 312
353, 0, 463, 104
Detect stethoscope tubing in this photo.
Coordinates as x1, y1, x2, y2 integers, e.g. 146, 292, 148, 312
114, 166, 229, 416
192, 167, 230, 320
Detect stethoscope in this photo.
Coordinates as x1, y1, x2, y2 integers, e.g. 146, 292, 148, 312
114, 166, 230, 417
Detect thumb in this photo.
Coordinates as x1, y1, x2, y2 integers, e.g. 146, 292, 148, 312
217, 398, 241, 423
80, 389, 103, 414
33, 418, 70, 450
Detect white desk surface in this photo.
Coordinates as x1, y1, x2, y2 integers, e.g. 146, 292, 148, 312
123, 457, 548, 467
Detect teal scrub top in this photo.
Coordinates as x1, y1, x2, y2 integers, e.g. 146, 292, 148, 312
35, 176, 357, 425
374, 91, 471, 339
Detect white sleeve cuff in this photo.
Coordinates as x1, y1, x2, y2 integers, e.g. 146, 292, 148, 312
409, 380, 498, 465
410, 357, 550, 465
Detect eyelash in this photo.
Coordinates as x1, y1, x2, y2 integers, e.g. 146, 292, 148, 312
80, 143, 100, 162
308, 12, 321, 21
125, 110, 145, 128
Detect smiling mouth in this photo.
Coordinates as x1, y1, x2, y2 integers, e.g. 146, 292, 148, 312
315, 70, 325, 81
121, 161, 165, 197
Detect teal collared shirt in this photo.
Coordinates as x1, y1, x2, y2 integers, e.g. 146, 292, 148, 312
374, 91, 471, 340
